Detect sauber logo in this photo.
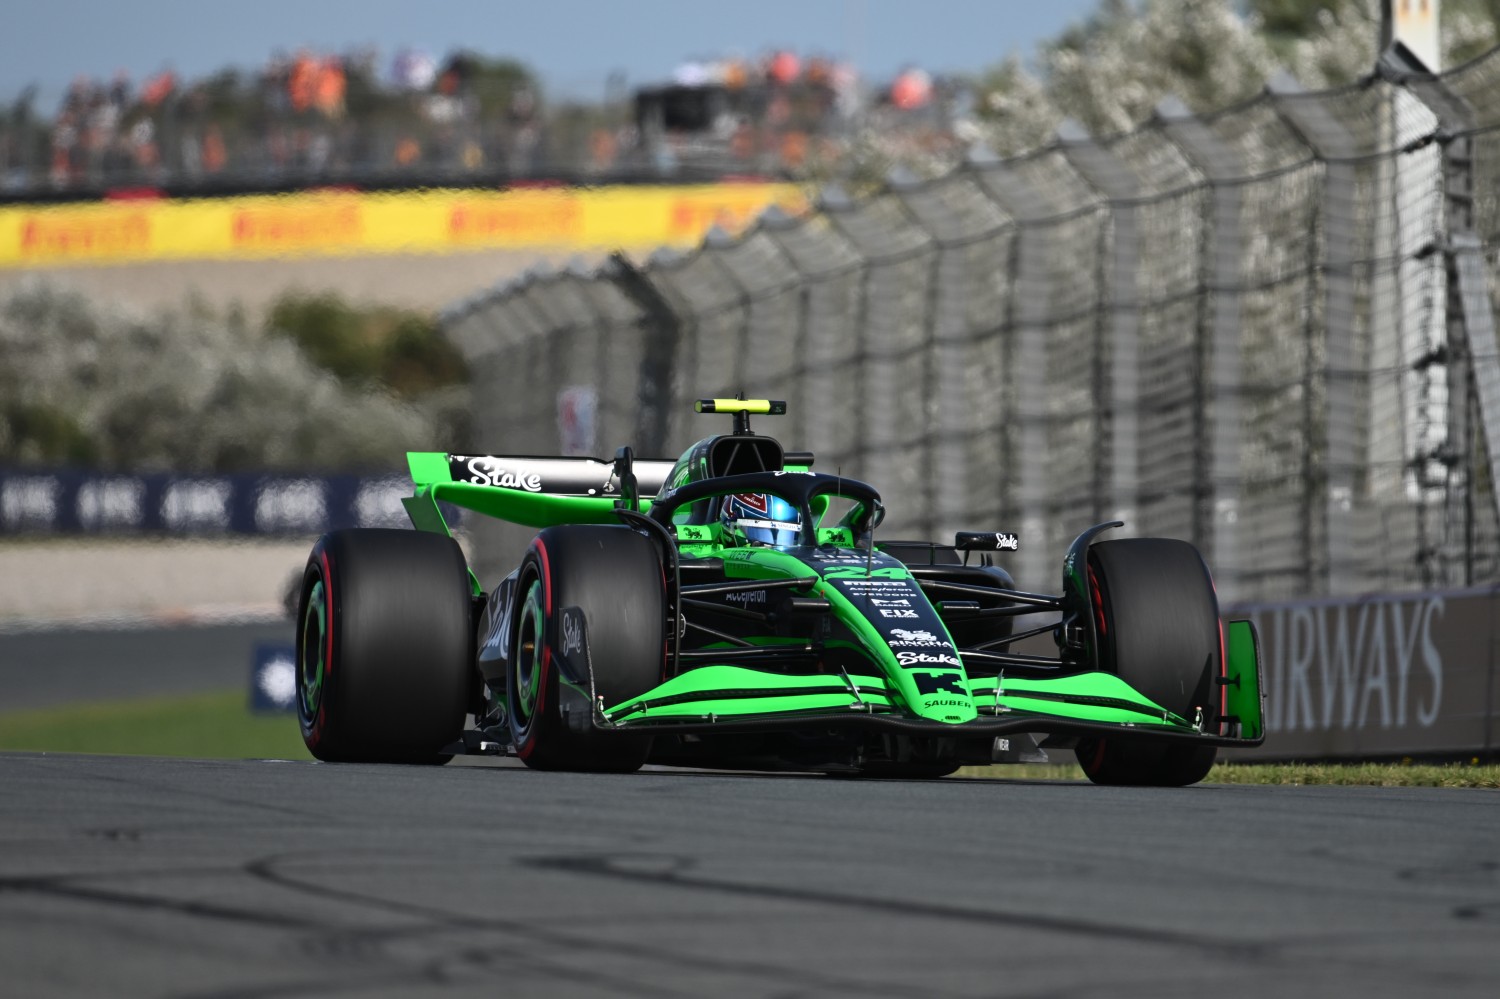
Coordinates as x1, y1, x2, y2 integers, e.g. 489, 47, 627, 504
458, 456, 543, 491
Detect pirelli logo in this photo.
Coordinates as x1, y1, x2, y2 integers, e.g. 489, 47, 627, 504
20, 213, 151, 260
447, 197, 583, 243
231, 201, 361, 249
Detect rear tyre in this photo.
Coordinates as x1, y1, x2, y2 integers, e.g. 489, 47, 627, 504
508, 526, 664, 773
1074, 538, 1221, 787
297, 529, 473, 764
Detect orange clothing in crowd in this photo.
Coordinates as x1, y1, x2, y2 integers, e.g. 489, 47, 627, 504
315, 58, 346, 117
288, 51, 318, 112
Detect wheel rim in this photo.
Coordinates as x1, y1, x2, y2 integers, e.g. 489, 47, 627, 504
299, 579, 328, 722
511, 577, 546, 737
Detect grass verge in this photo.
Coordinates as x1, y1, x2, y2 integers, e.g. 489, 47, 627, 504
1, 694, 1496, 787
0, 690, 310, 760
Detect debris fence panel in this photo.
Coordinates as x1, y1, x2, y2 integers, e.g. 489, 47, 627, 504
444, 49, 1500, 601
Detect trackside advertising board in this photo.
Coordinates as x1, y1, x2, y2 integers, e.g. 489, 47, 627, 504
0, 470, 455, 535
0, 183, 807, 268
1221, 586, 1500, 761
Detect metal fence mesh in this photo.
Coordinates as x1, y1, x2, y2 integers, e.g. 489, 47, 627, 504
445, 48, 1500, 602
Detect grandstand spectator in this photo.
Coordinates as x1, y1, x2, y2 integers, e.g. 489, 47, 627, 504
314, 56, 346, 119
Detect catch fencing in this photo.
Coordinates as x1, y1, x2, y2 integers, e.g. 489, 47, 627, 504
444, 46, 1500, 605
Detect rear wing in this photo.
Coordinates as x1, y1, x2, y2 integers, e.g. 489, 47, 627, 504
415, 452, 677, 498
403, 451, 678, 536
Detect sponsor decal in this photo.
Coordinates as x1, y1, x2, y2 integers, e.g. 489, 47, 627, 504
20, 211, 150, 261
924, 698, 970, 709
231, 200, 361, 250
995, 532, 1019, 551
870, 597, 910, 607
1, 476, 61, 530
726, 590, 767, 605
1250, 596, 1445, 733
834, 578, 911, 590
461, 456, 544, 491
448, 196, 583, 243
161, 480, 232, 532
900, 653, 964, 670
879, 608, 919, 619
911, 670, 967, 695
479, 583, 516, 657
0, 184, 804, 270
823, 566, 909, 580
561, 609, 585, 657
731, 492, 770, 515
677, 524, 710, 541
889, 628, 946, 647
77, 478, 144, 530
253, 479, 328, 533
355, 477, 409, 528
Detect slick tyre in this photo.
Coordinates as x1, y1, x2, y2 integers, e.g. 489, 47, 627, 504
1074, 537, 1221, 787
297, 529, 472, 764
508, 526, 664, 773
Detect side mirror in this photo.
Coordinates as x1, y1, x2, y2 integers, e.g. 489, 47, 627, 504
613, 446, 638, 510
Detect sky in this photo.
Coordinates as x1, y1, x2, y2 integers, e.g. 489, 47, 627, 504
2, 0, 1105, 109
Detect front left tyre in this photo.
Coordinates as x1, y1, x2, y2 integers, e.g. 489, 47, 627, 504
1074, 537, 1222, 787
297, 528, 472, 764
507, 525, 665, 773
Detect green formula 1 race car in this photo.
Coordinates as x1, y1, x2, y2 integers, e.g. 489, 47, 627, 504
295, 399, 1264, 784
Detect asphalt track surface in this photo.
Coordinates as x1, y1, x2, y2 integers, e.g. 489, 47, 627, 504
0, 621, 291, 712
1, 752, 1496, 998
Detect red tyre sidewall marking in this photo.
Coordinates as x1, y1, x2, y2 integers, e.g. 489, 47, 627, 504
516, 539, 552, 762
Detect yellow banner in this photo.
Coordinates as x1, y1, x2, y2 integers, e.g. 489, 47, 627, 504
0, 183, 807, 268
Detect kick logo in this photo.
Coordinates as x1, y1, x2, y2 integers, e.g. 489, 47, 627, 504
911, 670, 967, 695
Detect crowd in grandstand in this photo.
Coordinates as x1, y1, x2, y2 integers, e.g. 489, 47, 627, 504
0, 45, 958, 192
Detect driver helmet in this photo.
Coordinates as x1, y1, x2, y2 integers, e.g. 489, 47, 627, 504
721, 493, 800, 547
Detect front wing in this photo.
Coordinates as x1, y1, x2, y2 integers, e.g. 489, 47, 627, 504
561, 620, 1266, 750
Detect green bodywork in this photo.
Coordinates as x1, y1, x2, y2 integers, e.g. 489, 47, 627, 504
403, 449, 1265, 743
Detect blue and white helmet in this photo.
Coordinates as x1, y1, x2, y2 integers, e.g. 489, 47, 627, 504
721, 493, 801, 547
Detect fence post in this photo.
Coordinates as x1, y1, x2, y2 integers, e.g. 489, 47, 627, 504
1156, 94, 1246, 598
1056, 119, 1141, 537
1268, 71, 1361, 596
970, 151, 1061, 590
1389, 49, 1500, 586
605, 251, 682, 457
